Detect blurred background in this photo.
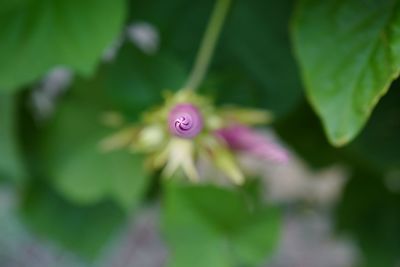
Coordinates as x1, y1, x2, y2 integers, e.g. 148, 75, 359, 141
1, 0, 400, 267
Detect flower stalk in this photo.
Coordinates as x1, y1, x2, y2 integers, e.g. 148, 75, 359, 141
183, 0, 232, 91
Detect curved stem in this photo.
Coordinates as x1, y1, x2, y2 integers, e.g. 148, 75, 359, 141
183, 0, 232, 91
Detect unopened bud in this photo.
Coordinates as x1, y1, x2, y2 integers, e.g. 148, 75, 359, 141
168, 103, 203, 138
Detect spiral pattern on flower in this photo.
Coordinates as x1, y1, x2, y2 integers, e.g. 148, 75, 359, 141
168, 103, 203, 138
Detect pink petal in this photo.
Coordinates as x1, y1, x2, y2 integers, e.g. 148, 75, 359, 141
216, 125, 289, 163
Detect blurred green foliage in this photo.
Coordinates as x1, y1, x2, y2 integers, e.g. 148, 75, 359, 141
40, 97, 149, 210
0, 94, 26, 182
163, 182, 281, 267
0, 0, 126, 90
336, 170, 400, 267
21, 182, 125, 258
0, 0, 400, 266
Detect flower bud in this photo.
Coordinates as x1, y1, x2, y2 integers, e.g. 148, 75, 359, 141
216, 125, 289, 163
168, 103, 203, 138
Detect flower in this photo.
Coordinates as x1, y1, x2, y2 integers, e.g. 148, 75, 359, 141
100, 90, 289, 184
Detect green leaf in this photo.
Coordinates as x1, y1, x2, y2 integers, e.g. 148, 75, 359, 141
42, 98, 149, 211
0, 0, 126, 91
292, 0, 400, 146
0, 93, 25, 182
162, 183, 281, 267
21, 182, 125, 258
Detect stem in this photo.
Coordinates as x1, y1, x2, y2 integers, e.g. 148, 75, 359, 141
183, 0, 231, 91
